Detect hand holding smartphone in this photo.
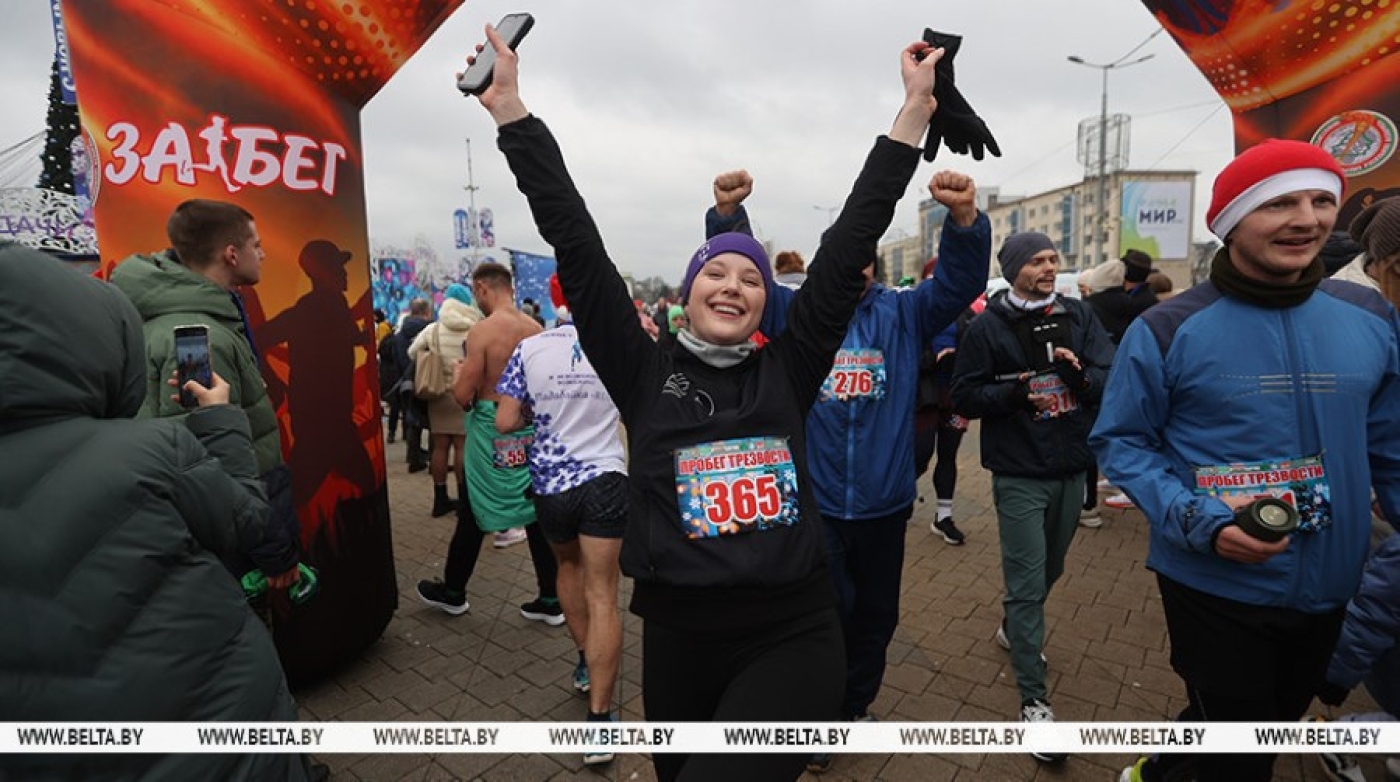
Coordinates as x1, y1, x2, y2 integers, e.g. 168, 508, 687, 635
457, 13, 534, 96
173, 324, 214, 408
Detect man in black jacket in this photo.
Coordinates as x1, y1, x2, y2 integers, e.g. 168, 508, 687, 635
951, 231, 1115, 759
396, 297, 433, 472
1084, 249, 1159, 344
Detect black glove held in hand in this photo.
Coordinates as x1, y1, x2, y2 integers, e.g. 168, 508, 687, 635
1317, 680, 1350, 707
1054, 358, 1088, 392
920, 28, 1001, 162
1004, 380, 1031, 411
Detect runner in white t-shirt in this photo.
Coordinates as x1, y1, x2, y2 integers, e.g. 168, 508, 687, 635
496, 312, 627, 762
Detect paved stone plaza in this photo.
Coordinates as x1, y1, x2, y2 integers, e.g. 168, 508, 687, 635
295, 429, 1386, 781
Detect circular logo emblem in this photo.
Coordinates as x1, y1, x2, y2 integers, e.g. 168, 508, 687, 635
1311, 110, 1398, 178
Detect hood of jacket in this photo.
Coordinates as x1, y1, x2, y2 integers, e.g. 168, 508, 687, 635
438, 298, 484, 332
108, 249, 243, 327
0, 243, 147, 429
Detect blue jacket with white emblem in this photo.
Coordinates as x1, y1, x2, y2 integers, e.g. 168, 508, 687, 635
1091, 270, 1400, 612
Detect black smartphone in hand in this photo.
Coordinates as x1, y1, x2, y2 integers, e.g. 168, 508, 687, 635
457, 12, 534, 96
173, 324, 213, 408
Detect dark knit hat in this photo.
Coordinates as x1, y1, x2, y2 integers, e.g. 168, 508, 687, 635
1349, 197, 1400, 264
680, 232, 772, 302
998, 232, 1056, 282
1320, 231, 1363, 276
1122, 249, 1153, 283
1207, 139, 1346, 239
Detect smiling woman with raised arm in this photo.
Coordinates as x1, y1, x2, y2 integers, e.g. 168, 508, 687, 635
465, 24, 945, 781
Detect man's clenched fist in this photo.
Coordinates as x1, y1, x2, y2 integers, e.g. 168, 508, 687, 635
929, 170, 977, 226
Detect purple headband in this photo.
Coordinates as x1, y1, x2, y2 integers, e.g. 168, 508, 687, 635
680, 232, 773, 302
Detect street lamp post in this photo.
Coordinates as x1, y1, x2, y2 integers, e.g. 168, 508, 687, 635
1067, 51, 1153, 266
464, 137, 480, 266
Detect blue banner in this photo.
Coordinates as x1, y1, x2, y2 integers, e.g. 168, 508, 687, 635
372, 256, 429, 327
478, 207, 495, 248
452, 209, 470, 249
509, 249, 557, 325
49, 0, 77, 105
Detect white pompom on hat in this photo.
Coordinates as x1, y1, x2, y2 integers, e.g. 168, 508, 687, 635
1206, 139, 1346, 240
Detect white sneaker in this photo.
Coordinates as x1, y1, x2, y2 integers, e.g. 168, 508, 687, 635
493, 527, 528, 548
1318, 750, 1368, 781
1097, 478, 1116, 493
1020, 698, 1065, 763
1118, 757, 1148, 782
1078, 508, 1102, 528
995, 622, 1047, 664
1104, 492, 1136, 510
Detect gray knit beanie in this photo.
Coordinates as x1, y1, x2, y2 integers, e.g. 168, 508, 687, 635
998, 232, 1057, 282
1350, 197, 1400, 264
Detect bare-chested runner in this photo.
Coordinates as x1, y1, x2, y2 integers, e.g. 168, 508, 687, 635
415, 262, 562, 625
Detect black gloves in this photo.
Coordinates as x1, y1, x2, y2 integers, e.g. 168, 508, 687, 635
1004, 380, 1032, 411
1054, 357, 1088, 392
1317, 680, 1350, 707
921, 29, 1001, 162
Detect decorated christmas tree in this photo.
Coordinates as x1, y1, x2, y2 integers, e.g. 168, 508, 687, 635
38, 57, 78, 194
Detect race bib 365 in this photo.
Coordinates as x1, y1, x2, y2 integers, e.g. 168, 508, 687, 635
674, 436, 801, 539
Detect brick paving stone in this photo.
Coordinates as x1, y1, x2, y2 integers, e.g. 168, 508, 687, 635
872, 752, 963, 781
880, 662, 935, 697
394, 674, 464, 715
336, 695, 410, 722
429, 752, 508, 780
478, 752, 567, 781
410, 650, 468, 684
1089, 637, 1148, 670
890, 690, 961, 722
379, 637, 445, 675
298, 683, 374, 722
936, 650, 1005, 688
456, 672, 532, 708
361, 667, 431, 702
345, 751, 434, 781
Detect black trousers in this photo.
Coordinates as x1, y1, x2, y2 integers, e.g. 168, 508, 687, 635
385, 391, 402, 437
1142, 574, 1346, 782
823, 507, 911, 719
913, 408, 964, 500
443, 480, 557, 600
643, 607, 844, 782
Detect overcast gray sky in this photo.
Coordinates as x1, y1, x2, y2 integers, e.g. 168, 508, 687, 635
0, 1, 1234, 282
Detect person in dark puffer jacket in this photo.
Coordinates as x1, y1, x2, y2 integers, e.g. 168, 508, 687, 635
0, 242, 314, 782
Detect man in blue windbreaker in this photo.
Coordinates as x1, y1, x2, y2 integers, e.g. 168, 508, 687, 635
706, 167, 989, 773
1093, 140, 1400, 782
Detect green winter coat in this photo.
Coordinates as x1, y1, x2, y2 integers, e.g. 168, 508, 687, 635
109, 250, 283, 473
0, 242, 308, 781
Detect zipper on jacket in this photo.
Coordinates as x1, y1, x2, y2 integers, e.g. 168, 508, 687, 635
1281, 309, 1308, 604
844, 399, 858, 515
842, 322, 869, 517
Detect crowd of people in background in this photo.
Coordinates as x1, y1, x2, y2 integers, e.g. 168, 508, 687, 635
8, 20, 1400, 782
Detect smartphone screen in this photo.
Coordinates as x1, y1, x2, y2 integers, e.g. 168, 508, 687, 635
457, 13, 534, 96
173, 325, 213, 408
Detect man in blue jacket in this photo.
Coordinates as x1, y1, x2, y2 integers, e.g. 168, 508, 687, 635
706, 168, 989, 772
950, 231, 1115, 759
1092, 140, 1400, 782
